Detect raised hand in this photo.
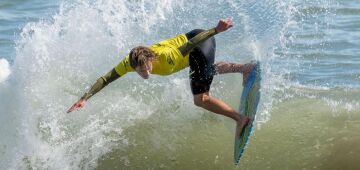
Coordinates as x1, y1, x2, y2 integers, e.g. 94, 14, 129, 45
215, 17, 233, 33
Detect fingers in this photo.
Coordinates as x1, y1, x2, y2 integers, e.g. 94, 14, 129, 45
226, 18, 233, 27
66, 102, 80, 113
219, 18, 233, 28
66, 105, 76, 113
67, 103, 78, 113
221, 17, 232, 22
67, 99, 87, 113
225, 17, 233, 24
222, 17, 233, 25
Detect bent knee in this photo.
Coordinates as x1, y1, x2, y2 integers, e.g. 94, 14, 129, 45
193, 93, 211, 107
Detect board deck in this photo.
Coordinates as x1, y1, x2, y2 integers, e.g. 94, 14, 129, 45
234, 61, 261, 165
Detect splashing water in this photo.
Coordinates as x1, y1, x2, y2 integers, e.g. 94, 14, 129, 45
1, 0, 359, 169
0, 58, 11, 83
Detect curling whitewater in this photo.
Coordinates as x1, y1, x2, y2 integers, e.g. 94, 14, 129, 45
5, 0, 284, 169
0, 0, 359, 169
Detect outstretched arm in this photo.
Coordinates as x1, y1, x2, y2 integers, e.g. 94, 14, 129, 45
67, 68, 120, 113
178, 18, 233, 56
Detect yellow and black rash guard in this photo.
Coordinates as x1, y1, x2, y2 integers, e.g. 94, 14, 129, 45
114, 34, 190, 76
81, 28, 218, 100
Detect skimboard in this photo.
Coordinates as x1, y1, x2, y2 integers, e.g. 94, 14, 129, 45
234, 61, 261, 165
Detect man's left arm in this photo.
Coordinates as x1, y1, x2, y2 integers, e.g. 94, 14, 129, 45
178, 28, 218, 56
178, 18, 233, 56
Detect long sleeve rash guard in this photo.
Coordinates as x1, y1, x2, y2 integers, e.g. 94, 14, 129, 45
81, 28, 218, 100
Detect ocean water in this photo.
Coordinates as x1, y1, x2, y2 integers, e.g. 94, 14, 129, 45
0, 0, 359, 169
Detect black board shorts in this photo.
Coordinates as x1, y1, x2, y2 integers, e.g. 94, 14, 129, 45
185, 29, 216, 95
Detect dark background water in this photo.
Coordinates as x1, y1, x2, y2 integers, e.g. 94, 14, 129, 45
0, 0, 58, 62
1, 0, 359, 87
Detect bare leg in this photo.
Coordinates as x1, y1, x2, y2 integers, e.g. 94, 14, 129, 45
214, 61, 254, 85
193, 92, 250, 137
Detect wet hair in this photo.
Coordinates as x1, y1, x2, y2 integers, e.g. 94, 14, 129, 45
129, 46, 156, 68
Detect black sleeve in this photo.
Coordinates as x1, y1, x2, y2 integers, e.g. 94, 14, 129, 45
178, 28, 218, 56
81, 68, 120, 100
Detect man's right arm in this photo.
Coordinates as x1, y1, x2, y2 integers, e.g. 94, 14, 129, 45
81, 54, 133, 101
81, 68, 120, 100
67, 68, 123, 113
67, 54, 133, 113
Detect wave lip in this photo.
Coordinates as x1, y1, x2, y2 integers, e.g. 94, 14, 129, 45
0, 58, 11, 82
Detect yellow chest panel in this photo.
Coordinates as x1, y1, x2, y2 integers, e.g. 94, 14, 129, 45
115, 34, 189, 76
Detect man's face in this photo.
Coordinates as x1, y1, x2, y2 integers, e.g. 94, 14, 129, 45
135, 60, 152, 79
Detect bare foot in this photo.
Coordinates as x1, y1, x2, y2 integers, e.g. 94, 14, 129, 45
242, 63, 254, 86
235, 116, 251, 138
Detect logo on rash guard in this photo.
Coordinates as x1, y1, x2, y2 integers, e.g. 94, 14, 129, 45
167, 57, 175, 65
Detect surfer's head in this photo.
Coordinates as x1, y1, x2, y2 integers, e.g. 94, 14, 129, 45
129, 46, 155, 79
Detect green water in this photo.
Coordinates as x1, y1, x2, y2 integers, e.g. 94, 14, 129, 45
95, 94, 360, 170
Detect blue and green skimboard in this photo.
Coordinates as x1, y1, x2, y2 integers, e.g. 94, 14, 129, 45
234, 61, 261, 165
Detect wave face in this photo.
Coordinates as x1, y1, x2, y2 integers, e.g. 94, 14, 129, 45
1, 0, 359, 169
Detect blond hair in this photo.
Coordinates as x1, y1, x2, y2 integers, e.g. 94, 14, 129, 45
129, 46, 156, 68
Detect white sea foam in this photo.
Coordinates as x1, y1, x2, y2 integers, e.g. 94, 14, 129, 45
0, 58, 11, 83
8, 0, 298, 169
10, 0, 193, 169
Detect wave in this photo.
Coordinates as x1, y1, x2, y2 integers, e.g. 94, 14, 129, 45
4, 0, 356, 169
